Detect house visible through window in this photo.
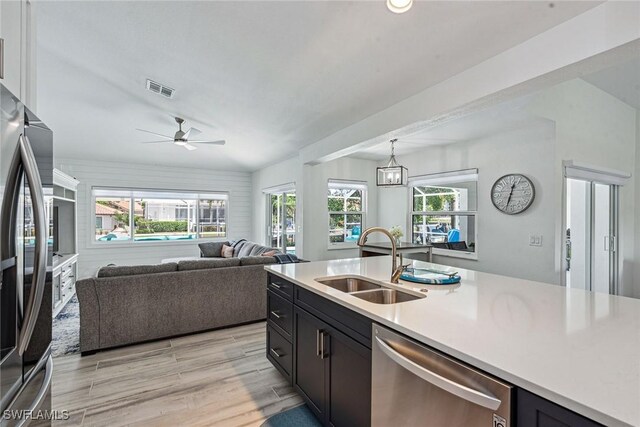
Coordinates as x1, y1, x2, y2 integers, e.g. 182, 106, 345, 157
328, 180, 367, 247
410, 169, 477, 255
93, 188, 227, 243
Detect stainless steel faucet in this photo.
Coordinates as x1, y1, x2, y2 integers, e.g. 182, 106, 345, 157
357, 226, 406, 284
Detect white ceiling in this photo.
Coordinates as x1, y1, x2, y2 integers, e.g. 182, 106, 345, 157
582, 57, 640, 110
37, 1, 600, 171
349, 97, 543, 160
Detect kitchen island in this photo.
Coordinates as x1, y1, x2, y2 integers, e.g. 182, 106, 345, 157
265, 256, 640, 427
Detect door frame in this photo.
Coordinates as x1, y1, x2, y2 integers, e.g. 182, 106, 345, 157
561, 161, 626, 294
264, 184, 296, 254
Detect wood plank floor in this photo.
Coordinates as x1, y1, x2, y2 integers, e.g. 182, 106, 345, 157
52, 322, 303, 427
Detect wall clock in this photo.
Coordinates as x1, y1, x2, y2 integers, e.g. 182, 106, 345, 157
491, 174, 535, 214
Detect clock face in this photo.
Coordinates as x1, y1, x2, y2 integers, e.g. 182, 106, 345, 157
491, 174, 535, 214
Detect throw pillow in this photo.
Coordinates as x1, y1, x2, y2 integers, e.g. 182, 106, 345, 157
198, 241, 229, 257
221, 244, 234, 258
262, 250, 277, 257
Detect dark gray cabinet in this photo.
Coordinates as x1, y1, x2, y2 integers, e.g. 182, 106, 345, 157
293, 306, 371, 427
266, 280, 294, 384
325, 323, 371, 427
267, 273, 371, 427
517, 389, 603, 427
294, 306, 328, 418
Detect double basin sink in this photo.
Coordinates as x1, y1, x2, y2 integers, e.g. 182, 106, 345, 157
315, 276, 423, 304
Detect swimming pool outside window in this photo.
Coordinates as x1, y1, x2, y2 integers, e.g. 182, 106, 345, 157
92, 188, 228, 243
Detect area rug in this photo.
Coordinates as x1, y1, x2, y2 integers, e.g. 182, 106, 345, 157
51, 295, 81, 357
261, 405, 321, 427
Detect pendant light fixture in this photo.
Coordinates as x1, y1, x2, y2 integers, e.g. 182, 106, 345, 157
387, 0, 413, 14
377, 139, 408, 187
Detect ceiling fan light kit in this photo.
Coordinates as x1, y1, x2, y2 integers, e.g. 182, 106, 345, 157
136, 116, 225, 151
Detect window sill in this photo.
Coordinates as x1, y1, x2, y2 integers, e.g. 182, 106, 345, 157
327, 243, 360, 251
89, 237, 227, 249
432, 248, 478, 260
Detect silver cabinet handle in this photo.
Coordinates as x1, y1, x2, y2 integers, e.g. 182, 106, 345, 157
271, 282, 282, 289
270, 310, 282, 319
270, 348, 283, 358
374, 336, 501, 410
316, 329, 321, 357
15, 135, 48, 356
319, 331, 327, 359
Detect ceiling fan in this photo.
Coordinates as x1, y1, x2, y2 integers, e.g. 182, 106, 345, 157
136, 117, 225, 151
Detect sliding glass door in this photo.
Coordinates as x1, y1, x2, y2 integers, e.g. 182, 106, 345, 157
565, 178, 618, 294
267, 191, 296, 254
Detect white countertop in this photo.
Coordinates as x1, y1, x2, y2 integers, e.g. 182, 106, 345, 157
266, 257, 640, 427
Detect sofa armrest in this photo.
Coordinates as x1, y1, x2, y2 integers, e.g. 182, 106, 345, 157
76, 278, 100, 354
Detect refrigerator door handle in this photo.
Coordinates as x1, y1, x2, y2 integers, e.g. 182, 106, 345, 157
15, 134, 48, 356
374, 336, 502, 411
0, 135, 23, 260
5, 350, 53, 427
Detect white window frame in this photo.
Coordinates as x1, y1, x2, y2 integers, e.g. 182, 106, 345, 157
408, 169, 478, 260
263, 182, 296, 254
90, 187, 230, 247
327, 179, 367, 250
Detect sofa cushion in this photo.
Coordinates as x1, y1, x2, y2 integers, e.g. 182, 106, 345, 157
199, 241, 230, 257
178, 258, 241, 271
235, 241, 281, 257
239, 256, 277, 266
97, 263, 178, 278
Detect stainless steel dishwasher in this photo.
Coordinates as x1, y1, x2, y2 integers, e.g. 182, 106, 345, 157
372, 324, 512, 427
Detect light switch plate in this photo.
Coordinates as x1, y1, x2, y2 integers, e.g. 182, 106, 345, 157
529, 235, 542, 246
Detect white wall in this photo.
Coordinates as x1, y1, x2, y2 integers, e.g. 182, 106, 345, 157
302, 157, 379, 261
376, 78, 639, 293
251, 155, 379, 261
377, 122, 558, 284
529, 79, 638, 296
251, 156, 302, 250
55, 158, 252, 279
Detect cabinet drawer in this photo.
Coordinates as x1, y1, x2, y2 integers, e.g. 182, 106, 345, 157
295, 287, 372, 348
266, 325, 293, 384
267, 290, 293, 339
268, 274, 294, 301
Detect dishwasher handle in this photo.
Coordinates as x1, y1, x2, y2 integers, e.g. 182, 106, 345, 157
375, 336, 502, 411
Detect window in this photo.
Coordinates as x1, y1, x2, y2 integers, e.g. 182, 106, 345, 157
199, 199, 227, 239
328, 180, 366, 247
92, 188, 228, 243
410, 169, 477, 257
264, 184, 296, 254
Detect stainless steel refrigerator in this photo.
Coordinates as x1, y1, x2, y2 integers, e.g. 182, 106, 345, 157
1, 84, 53, 426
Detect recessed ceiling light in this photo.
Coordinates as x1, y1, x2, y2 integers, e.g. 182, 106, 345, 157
387, 0, 413, 14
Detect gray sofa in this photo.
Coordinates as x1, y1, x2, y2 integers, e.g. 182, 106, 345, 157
76, 247, 278, 355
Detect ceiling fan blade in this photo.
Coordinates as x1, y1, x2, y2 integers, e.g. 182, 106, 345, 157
141, 140, 173, 144
182, 127, 202, 140
183, 143, 198, 151
136, 128, 174, 140
188, 139, 226, 145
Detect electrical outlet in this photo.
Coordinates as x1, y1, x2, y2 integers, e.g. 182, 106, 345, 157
529, 235, 542, 246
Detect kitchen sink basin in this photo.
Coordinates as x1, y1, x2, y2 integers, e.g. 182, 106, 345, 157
316, 277, 382, 293
349, 288, 421, 304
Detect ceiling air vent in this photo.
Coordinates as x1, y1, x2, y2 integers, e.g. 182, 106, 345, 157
146, 79, 175, 99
